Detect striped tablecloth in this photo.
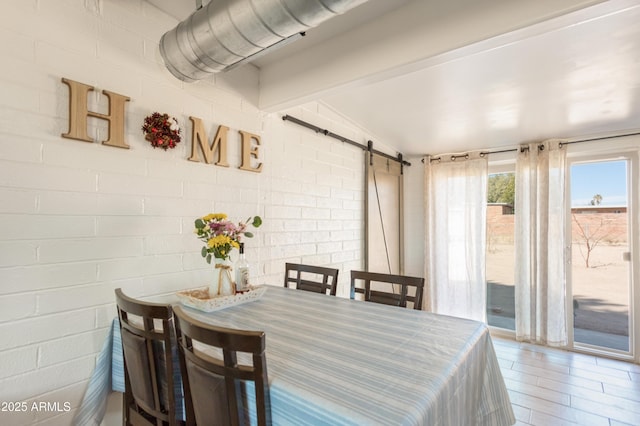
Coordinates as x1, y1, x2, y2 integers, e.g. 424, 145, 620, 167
181, 285, 515, 426
74, 317, 183, 425
76, 285, 515, 425
73, 318, 124, 425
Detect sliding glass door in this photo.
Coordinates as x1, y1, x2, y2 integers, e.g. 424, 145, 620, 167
486, 171, 516, 330
486, 146, 637, 360
568, 157, 633, 355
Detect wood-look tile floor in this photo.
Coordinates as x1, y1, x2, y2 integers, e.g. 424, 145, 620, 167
492, 336, 640, 426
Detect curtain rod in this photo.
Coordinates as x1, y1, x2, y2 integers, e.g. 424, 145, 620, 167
423, 131, 640, 163
281, 115, 411, 167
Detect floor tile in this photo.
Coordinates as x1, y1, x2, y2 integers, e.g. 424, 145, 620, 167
492, 336, 640, 426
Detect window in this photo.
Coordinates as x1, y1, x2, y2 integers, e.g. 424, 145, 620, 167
486, 172, 515, 331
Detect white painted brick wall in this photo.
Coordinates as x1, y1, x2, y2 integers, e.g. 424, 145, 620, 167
0, 1, 406, 424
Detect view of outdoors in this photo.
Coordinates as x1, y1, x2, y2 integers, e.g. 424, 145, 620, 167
486, 173, 516, 331
570, 160, 630, 351
485, 160, 631, 352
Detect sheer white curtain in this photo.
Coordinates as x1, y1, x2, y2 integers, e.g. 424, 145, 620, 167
515, 140, 568, 346
424, 153, 487, 321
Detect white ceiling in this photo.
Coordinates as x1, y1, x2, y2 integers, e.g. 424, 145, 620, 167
147, 0, 640, 157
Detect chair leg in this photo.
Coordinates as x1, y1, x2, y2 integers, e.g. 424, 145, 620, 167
121, 392, 129, 425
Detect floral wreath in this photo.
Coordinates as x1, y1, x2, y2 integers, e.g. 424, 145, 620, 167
141, 112, 181, 150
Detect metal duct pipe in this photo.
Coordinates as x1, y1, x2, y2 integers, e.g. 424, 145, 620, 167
160, 0, 368, 82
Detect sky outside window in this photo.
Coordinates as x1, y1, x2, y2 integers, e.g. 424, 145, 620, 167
570, 160, 627, 207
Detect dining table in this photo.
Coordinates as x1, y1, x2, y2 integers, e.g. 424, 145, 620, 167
75, 285, 515, 426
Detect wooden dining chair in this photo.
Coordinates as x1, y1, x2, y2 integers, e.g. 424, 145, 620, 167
115, 288, 181, 426
350, 270, 425, 310
283, 263, 339, 295
173, 305, 272, 426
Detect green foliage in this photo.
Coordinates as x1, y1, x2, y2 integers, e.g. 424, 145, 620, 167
487, 173, 515, 205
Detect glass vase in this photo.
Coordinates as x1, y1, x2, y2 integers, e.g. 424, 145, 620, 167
209, 258, 235, 298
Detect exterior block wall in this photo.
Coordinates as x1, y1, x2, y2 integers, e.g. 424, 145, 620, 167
487, 205, 629, 246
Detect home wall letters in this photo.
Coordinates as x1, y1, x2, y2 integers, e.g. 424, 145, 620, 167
61, 77, 263, 173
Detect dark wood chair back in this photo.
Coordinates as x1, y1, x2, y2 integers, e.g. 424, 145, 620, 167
283, 263, 339, 295
173, 305, 271, 426
350, 270, 425, 310
114, 288, 180, 426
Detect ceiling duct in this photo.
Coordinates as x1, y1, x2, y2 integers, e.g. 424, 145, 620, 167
160, 0, 368, 82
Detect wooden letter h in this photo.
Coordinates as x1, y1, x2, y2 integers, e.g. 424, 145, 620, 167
61, 78, 130, 149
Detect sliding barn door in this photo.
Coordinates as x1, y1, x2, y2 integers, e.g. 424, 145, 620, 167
366, 153, 404, 274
